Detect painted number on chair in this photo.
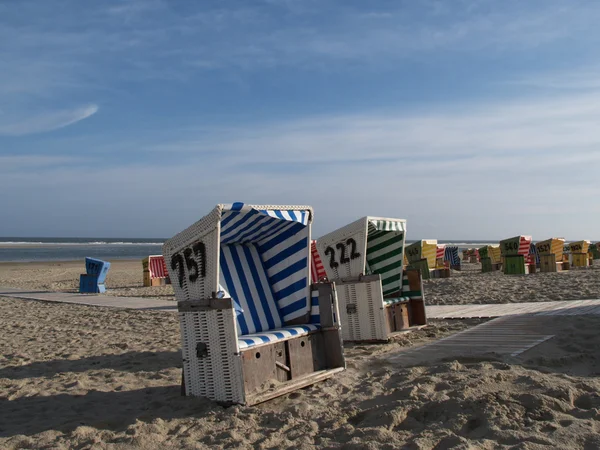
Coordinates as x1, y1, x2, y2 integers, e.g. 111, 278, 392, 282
324, 238, 360, 269
537, 243, 551, 253
503, 242, 519, 252
171, 242, 206, 288
406, 247, 420, 259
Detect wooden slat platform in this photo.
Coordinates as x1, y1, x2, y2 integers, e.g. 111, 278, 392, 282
0, 287, 177, 311
426, 299, 600, 319
388, 315, 554, 366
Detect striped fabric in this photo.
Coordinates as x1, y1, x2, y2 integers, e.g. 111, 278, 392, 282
368, 219, 404, 232
384, 274, 422, 304
529, 243, 540, 265
436, 245, 446, 260
444, 246, 460, 266
310, 240, 326, 282
310, 290, 320, 324
220, 244, 283, 335
217, 203, 311, 334
149, 255, 168, 278
238, 324, 320, 349
518, 236, 533, 256
366, 221, 405, 297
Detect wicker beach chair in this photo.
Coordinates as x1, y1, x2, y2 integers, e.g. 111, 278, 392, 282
536, 238, 565, 272
500, 236, 533, 274
315, 217, 426, 343
569, 240, 591, 267
163, 203, 345, 405
405, 239, 438, 280
142, 255, 170, 286
444, 246, 461, 270
79, 257, 111, 293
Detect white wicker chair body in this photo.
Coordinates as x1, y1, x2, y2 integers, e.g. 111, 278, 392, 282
164, 204, 345, 405
163, 205, 244, 403
334, 274, 388, 341
316, 216, 407, 342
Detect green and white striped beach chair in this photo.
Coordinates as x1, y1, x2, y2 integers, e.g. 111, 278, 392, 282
316, 217, 426, 342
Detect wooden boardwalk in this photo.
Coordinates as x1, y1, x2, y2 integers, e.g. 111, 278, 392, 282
426, 299, 600, 319
0, 287, 177, 312
388, 315, 555, 366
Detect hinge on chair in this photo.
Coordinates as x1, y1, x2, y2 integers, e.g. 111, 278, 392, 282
196, 342, 208, 359
346, 304, 357, 314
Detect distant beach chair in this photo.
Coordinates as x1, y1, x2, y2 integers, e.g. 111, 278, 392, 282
536, 238, 566, 272
529, 242, 540, 266
142, 255, 170, 286
405, 239, 438, 280
310, 240, 327, 282
569, 240, 591, 268
435, 244, 446, 268
164, 203, 345, 405
315, 217, 426, 342
444, 246, 461, 270
499, 236, 532, 275
479, 245, 502, 273
79, 257, 111, 293
590, 243, 600, 261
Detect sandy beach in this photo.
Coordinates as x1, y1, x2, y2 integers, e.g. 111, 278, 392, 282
2, 296, 600, 449
2, 259, 600, 305
2, 260, 600, 448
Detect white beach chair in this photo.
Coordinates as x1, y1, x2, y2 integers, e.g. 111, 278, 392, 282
316, 217, 426, 342
163, 203, 345, 405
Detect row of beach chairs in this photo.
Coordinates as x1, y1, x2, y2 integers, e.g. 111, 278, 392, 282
164, 203, 427, 405
466, 237, 597, 275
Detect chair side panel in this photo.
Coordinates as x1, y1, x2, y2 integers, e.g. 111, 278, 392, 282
179, 308, 244, 404
316, 219, 367, 280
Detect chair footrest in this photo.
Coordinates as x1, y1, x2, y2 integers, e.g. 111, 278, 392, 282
238, 324, 321, 350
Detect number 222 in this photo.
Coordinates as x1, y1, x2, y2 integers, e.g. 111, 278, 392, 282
324, 238, 360, 269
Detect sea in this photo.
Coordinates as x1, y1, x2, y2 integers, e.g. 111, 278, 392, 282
0, 238, 502, 263
0, 238, 165, 262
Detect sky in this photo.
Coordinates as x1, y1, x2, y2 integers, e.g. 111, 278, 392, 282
1, 0, 600, 240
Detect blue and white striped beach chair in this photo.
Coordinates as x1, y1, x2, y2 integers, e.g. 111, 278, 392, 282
164, 203, 345, 405
529, 242, 540, 267
444, 246, 461, 270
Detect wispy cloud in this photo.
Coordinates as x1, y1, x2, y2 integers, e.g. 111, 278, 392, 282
0, 104, 98, 136
5, 87, 599, 238
511, 66, 600, 90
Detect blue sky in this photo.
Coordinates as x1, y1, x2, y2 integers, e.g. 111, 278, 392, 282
2, 0, 600, 240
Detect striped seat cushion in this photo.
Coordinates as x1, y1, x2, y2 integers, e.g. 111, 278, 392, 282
384, 297, 410, 305
238, 324, 321, 350
220, 243, 283, 335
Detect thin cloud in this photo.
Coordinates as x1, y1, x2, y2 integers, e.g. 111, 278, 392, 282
510, 66, 600, 90
0, 104, 98, 136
